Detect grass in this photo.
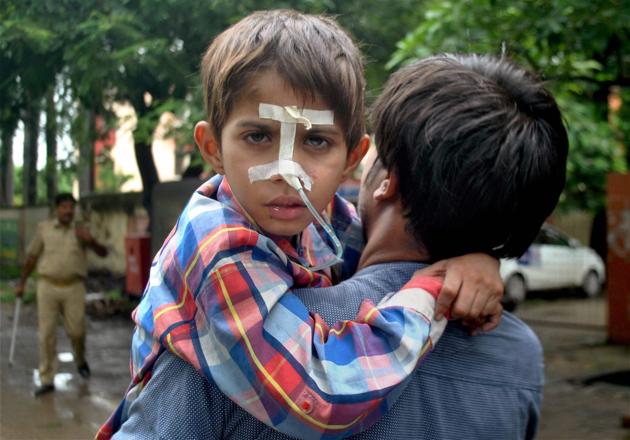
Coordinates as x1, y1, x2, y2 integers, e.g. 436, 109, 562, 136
0, 280, 36, 304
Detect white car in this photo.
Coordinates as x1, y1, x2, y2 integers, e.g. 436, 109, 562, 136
500, 224, 606, 309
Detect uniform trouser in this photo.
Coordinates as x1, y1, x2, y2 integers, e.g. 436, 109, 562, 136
36, 278, 86, 385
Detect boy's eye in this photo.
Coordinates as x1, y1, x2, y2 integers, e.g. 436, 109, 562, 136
245, 132, 271, 145
304, 135, 330, 150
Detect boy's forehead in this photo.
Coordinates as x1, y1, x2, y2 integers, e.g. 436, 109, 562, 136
238, 70, 331, 112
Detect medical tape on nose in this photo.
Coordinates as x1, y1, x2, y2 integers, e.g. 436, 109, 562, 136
249, 103, 334, 191
248, 160, 313, 190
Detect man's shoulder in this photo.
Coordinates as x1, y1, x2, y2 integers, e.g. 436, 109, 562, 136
493, 312, 543, 360
427, 312, 543, 389
500, 312, 541, 343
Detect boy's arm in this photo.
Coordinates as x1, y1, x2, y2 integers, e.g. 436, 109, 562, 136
329, 195, 504, 333
100, 189, 441, 440
146, 228, 443, 440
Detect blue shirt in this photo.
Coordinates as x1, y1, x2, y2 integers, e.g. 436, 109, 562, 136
114, 262, 543, 440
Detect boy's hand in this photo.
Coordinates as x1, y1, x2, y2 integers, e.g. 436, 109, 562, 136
413, 253, 504, 332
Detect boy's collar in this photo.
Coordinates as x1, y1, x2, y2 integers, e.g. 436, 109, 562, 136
206, 175, 340, 271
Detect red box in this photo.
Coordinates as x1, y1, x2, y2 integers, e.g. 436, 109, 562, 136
125, 235, 152, 297
606, 173, 630, 344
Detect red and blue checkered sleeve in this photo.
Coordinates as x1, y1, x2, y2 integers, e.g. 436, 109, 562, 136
166, 226, 447, 439
97, 181, 447, 440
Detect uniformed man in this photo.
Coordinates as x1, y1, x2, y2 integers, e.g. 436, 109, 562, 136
15, 193, 108, 397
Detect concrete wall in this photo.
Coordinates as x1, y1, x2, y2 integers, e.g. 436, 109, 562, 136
550, 210, 594, 246
150, 178, 203, 256
0, 206, 49, 271
2, 180, 207, 281
1, 193, 148, 278
80, 192, 148, 276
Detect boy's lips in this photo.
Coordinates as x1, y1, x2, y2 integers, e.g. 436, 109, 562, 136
265, 196, 307, 221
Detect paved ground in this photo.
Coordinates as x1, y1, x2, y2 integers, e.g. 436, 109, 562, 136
517, 296, 630, 440
0, 293, 629, 439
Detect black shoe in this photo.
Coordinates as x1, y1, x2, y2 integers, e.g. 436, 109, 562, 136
78, 363, 91, 379
34, 384, 55, 397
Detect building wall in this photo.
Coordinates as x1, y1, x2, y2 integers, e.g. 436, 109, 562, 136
1, 193, 148, 278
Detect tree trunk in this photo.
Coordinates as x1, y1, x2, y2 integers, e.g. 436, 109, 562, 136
78, 107, 95, 197
134, 138, 159, 231
0, 123, 17, 206
22, 97, 40, 206
45, 86, 58, 204
131, 97, 160, 231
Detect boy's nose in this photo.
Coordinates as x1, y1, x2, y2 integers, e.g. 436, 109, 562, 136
270, 173, 285, 183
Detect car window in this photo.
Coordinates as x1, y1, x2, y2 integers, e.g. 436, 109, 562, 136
534, 228, 571, 247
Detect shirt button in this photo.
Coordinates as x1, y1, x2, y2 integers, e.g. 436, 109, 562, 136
298, 393, 315, 414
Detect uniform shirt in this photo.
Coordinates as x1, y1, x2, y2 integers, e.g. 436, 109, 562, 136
27, 219, 88, 280
98, 176, 445, 440
113, 262, 543, 440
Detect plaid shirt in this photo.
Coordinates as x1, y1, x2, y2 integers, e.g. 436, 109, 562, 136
97, 175, 445, 440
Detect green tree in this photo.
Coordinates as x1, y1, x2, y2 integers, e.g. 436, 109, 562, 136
389, 0, 629, 212
1, 0, 432, 211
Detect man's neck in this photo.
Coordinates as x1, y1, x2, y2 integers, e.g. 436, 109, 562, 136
357, 204, 429, 270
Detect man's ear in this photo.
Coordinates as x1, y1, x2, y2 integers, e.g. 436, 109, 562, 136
373, 170, 399, 201
342, 134, 370, 180
194, 121, 224, 175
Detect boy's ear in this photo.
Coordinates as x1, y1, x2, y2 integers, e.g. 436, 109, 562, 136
342, 134, 370, 180
194, 121, 224, 175
373, 170, 399, 201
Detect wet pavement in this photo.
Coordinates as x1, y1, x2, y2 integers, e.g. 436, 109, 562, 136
516, 297, 630, 440
1, 300, 133, 439
1, 294, 629, 439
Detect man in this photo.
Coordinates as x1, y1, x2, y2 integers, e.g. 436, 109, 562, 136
16, 193, 108, 397
112, 54, 568, 439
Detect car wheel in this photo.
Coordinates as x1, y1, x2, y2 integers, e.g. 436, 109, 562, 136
581, 270, 601, 298
504, 274, 527, 311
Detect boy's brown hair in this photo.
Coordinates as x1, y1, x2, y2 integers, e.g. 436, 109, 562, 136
201, 9, 365, 150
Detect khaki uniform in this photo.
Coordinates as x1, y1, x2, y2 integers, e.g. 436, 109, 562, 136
26, 219, 89, 385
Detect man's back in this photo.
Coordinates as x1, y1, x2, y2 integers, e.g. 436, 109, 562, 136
115, 262, 543, 440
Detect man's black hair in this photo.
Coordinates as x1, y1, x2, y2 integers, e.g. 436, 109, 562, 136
370, 54, 568, 260
55, 193, 76, 206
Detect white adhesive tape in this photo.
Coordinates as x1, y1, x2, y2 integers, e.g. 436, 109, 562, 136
248, 160, 313, 191
252, 103, 334, 191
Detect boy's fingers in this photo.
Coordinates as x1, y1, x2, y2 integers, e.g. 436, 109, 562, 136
450, 287, 475, 320
481, 305, 503, 332
467, 290, 490, 321
435, 275, 461, 320
414, 261, 447, 278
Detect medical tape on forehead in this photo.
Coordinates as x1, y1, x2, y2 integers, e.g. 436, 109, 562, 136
249, 103, 334, 190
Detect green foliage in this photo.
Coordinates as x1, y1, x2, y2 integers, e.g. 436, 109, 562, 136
389, 0, 629, 212
1, 0, 430, 201
95, 152, 133, 193
0, 264, 21, 280
12, 158, 75, 205
557, 96, 627, 211
0, 281, 35, 304
6, 0, 625, 213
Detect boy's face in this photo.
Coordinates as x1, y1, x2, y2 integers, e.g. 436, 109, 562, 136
196, 69, 367, 237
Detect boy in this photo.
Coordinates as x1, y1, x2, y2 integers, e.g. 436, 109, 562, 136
98, 10, 502, 440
